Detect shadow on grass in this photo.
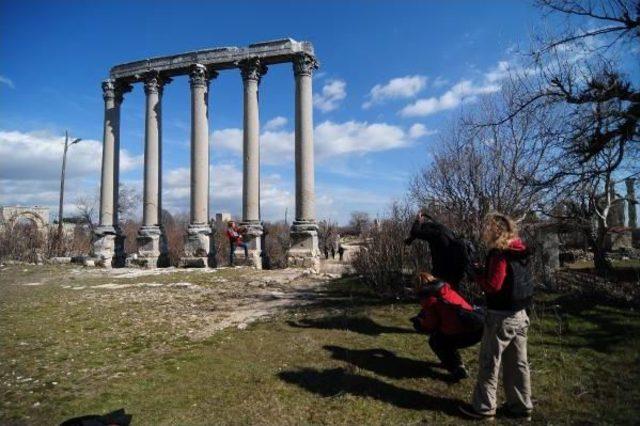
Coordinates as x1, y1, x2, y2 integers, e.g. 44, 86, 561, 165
302, 277, 415, 310
535, 294, 640, 353
288, 316, 415, 336
278, 367, 464, 414
323, 345, 454, 382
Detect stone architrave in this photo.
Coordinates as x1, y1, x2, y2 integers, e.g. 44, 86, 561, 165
135, 72, 171, 268
238, 58, 267, 268
92, 40, 321, 271
288, 53, 320, 271
92, 79, 131, 267
181, 64, 217, 268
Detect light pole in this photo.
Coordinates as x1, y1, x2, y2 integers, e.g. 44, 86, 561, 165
57, 130, 82, 254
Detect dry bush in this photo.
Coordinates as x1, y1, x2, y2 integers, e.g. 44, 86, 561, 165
212, 226, 230, 267
66, 225, 92, 256
352, 202, 430, 296
0, 221, 47, 263
262, 222, 290, 269
164, 213, 188, 267
122, 219, 141, 255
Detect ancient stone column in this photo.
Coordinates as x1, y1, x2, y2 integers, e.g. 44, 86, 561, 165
239, 58, 267, 268
136, 71, 170, 268
288, 54, 320, 271
181, 64, 217, 267
92, 79, 131, 267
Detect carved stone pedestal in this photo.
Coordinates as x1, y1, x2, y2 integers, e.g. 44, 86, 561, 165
236, 222, 262, 269
180, 224, 214, 268
92, 225, 117, 268
288, 221, 319, 272
129, 226, 168, 268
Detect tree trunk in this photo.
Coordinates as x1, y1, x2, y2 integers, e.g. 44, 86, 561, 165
591, 217, 613, 277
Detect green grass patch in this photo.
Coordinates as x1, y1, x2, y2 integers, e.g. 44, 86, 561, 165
1, 266, 639, 424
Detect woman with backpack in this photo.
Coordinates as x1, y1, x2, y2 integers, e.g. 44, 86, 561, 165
460, 213, 534, 421
411, 272, 483, 382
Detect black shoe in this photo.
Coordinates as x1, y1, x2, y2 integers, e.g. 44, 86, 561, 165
458, 404, 495, 421
498, 404, 532, 421
450, 365, 469, 381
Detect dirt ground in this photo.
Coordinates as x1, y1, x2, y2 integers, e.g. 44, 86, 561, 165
1, 264, 342, 341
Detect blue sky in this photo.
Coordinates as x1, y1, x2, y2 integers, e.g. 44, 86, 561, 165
1, 0, 545, 224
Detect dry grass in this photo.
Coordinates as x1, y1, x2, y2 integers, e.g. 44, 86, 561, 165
1, 265, 639, 425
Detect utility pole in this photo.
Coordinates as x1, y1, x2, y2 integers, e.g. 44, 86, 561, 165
57, 130, 82, 254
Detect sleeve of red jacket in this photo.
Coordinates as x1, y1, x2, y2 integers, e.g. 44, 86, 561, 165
476, 253, 507, 293
419, 304, 440, 333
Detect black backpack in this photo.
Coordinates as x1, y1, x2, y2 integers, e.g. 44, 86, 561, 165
437, 297, 486, 331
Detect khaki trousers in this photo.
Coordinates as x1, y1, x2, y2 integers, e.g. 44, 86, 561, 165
472, 309, 533, 415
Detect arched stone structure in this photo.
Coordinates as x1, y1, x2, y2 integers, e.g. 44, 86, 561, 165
91, 39, 320, 270
0, 206, 50, 232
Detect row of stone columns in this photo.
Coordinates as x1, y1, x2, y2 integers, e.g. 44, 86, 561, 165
92, 54, 320, 269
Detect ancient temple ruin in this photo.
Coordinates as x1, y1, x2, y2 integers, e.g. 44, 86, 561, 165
91, 39, 320, 269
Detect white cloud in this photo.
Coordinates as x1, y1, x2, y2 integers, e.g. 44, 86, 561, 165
484, 60, 511, 83
408, 123, 436, 139
264, 116, 287, 131
315, 120, 417, 158
162, 164, 292, 221
211, 119, 426, 165
0, 75, 14, 89
363, 75, 427, 108
400, 79, 500, 117
399, 61, 516, 117
313, 79, 346, 112
0, 130, 142, 181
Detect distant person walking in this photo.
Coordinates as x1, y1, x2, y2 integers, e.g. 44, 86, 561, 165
338, 243, 345, 261
226, 220, 248, 266
460, 213, 534, 421
332, 234, 340, 259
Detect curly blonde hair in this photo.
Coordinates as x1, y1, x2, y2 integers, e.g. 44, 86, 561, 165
482, 212, 518, 250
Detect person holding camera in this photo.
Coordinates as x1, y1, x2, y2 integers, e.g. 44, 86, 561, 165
404, 211, 475, 288
226, 220, 249, 266
459, 213, 534, 421
411, 272, 483, 382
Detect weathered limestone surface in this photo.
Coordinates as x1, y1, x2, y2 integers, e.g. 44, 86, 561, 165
93, 39, 319, 270
135, 72, 170, 268
110, 39, 314, 81
93, 80, 131, 267
289, 54, 320, 270
239, 58, 267, 269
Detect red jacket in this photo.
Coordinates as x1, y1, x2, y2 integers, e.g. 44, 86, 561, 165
226, 226, 243, 244
476, 238, 526, 294
417, 282, 474, 335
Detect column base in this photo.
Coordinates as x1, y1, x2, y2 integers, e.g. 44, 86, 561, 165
237, 221, 263, 269
91, 225, 126, 268
288, 221, 320, 272
180, 224, 215, 268
128, 226, 169, 268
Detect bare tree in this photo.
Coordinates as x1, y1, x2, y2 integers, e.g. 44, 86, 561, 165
349, 211, 371, 235
410, 87, 553, 242
74, 193, 98, 233
487, 0, 640, 274
118, 184, 142, 222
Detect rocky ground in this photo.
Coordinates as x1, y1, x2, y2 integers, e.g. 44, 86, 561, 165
1, 263, 347, 341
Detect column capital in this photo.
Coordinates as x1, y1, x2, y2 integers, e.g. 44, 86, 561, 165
143, 71, 172, 96
292, 54, 319, 77
239, 58, 268, 83
102, 79, 132, 104
189, 64, 218, 88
